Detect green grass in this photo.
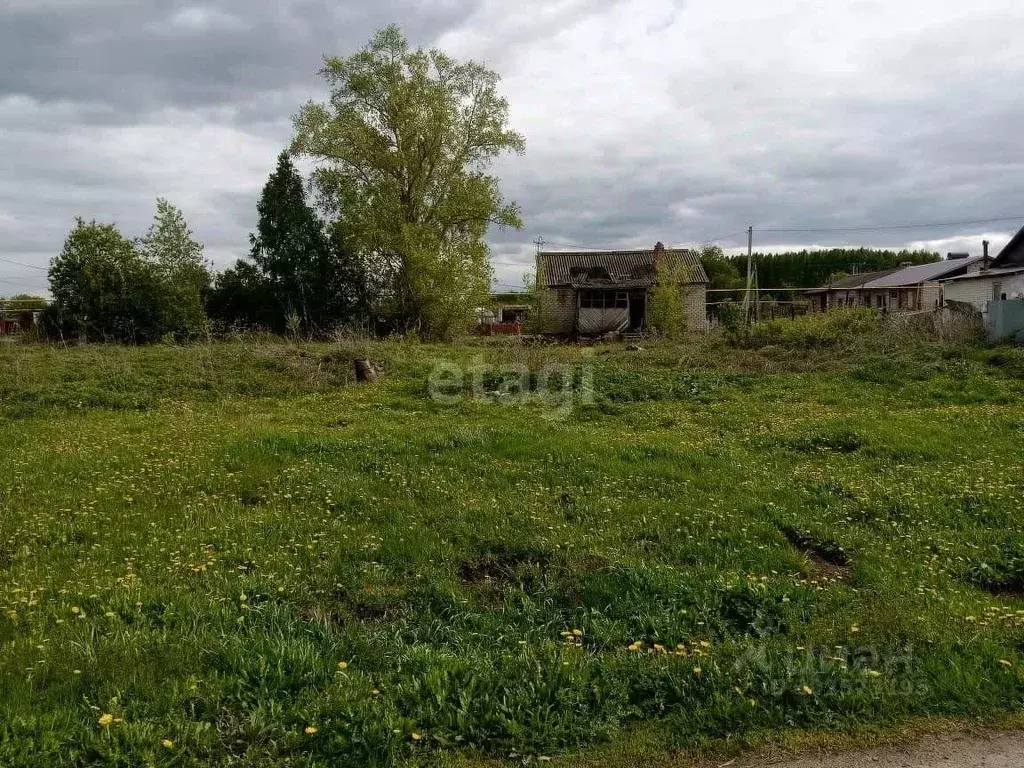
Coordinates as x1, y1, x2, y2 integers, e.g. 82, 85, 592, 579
3, 333, 1024, 766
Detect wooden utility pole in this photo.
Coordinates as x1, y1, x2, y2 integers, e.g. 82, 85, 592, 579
742, 226, 754, 322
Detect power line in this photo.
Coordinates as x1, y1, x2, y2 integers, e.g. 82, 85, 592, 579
759, 215, 1023, 234
542, 230, 751, 252
490, 259, 532, 266
0, 256, 48, 272
534, 215, 1021, 251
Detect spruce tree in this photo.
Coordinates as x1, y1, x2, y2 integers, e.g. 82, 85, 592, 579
250, 152, 331, 330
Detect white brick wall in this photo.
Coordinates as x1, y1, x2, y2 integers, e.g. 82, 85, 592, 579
945, 274, 1024, 313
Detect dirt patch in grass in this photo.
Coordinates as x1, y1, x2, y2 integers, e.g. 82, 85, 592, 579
783, 430, 864, 454
458, 543, 553, 591
780, 526, 851, 571
962, 546, 1024, 596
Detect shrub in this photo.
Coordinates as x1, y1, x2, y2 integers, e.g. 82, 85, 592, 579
733, 309, 881, 350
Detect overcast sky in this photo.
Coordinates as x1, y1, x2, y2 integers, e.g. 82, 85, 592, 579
2, 0, 1023, 295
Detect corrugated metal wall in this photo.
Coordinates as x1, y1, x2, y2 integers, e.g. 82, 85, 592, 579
578, 308, 629, 334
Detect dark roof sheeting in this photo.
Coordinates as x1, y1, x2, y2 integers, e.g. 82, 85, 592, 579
804, 268, 898, 293
860, 256, 986, 287
942, 265, 1024, 282
539, 249, 708, 288
994, 225, 1024, 267
806, 257, 985, 293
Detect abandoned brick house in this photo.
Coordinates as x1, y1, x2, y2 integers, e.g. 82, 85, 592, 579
805, 255, 988, 313
536, 243, 709, 336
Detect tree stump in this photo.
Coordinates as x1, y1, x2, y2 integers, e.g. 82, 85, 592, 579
354, 358, 378, 383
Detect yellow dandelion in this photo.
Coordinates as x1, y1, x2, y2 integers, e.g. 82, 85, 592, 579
337, 661, 349, 670
162, 739, 174, 749
304, 726, 318, 735
802, 685, 814, 695
999, 659, 1013, 667
411, 732, 423, 741
693, 666, 702, 677
98, 713, 114, 727
70, 607, 80, 615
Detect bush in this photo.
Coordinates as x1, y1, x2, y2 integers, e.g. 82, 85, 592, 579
732, 309, 882, 349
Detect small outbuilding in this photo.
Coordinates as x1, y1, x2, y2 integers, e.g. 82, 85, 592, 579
536, 242, 708, 336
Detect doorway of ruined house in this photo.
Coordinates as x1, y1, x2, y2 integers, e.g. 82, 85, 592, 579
629, 292, 646, 331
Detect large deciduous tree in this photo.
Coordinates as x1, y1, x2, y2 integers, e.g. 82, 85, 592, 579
291, 24, 524, 339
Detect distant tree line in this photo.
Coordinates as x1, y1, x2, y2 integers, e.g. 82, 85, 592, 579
704, 247, 939, 291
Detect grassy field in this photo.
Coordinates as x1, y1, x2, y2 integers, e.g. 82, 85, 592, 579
3, 323, 1024, 766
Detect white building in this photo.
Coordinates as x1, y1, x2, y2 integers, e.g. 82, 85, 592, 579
942, 229, 1024, 314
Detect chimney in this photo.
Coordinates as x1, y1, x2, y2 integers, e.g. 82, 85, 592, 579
653, 241, 666, 267
982, 240, 990, 272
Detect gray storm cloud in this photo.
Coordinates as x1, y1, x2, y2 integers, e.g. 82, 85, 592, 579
2, 0, 1023, 295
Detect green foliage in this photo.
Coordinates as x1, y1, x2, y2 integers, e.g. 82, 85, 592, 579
46, 205, 212, 343
45, 218, 168, 342
249, 152, 331, 328
733, 308, 882, 349
700, 244, 744, 290
137, 199, 211, 337
209, 154, 377, 334
0, 294, 47, 313
206, 259, 280, 331
291, 25, 524, 339
648, 257, 693, 339
725, 249, 939, 289
521, 260, 547, 334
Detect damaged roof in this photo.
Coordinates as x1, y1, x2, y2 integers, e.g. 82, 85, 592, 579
539, 248, 708, 289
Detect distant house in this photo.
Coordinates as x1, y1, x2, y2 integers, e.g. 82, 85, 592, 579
805, 255, 988, 313
942, 230, 1024, 313
476, 297, 530, 335
0, 309, 41, 335
536, 243, 709, 336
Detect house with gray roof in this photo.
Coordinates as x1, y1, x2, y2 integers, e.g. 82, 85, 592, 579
942, 229, 1024, 313
536, 242, 708, 335
805, 255, 988, 313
